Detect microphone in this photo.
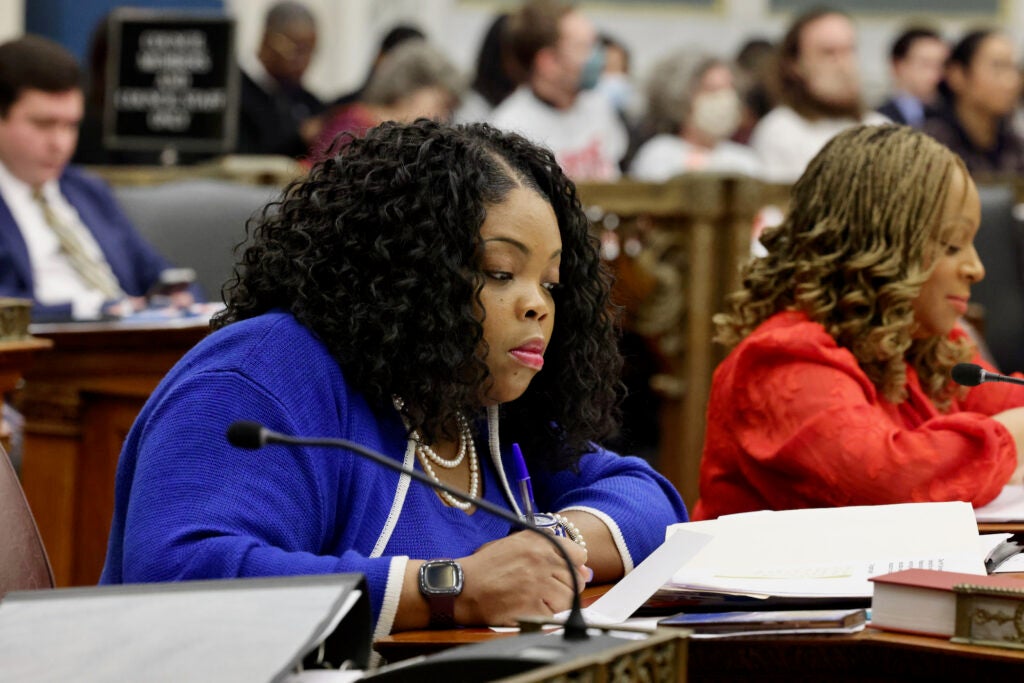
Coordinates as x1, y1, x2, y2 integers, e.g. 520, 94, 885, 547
226, 420, 593, 637
951, 363, 1024, 388
227, 420, 637, 681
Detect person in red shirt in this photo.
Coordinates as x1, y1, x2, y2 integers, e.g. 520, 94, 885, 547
695, 123, 1024, 520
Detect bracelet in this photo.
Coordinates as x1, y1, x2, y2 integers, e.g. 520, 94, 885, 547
551, 513, 587, 549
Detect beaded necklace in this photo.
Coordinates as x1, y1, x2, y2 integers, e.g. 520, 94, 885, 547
394, 397, 479, 510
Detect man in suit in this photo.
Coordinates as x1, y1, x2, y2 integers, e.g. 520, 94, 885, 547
0, 35, 191, 320
876, 27, 948, 127
236, 1, 326, 157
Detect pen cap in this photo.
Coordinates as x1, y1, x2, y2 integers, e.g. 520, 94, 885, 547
511, 443, 530, 480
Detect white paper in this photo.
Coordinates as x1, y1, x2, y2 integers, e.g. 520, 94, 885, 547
994, 553, 1024, 573
665, 502, 986, 599
975, 485, 1024, 522
519, 528, 712, 632
569, 529, 712, 625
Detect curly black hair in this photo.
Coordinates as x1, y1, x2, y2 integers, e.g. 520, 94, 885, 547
214, 120, 622, 471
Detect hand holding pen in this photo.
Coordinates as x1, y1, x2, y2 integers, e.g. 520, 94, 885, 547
512, 442, 593, 583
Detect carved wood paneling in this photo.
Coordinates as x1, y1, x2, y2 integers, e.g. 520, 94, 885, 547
577, 175, 767, 508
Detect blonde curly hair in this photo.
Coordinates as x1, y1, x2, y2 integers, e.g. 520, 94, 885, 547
716, 124, 974, 408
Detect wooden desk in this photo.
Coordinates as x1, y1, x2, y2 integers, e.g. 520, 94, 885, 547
375, 588, 1024, 681
378, 623, 1024, 681
979, 522, 1024, 534
14, 318, 209, 587
0, 337, 53, 454
0, 337, 52, 394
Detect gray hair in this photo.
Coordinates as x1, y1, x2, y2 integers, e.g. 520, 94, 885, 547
362, 40, 465, 107
645, 50, 729, 135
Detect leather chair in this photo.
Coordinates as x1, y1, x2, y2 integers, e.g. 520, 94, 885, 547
113, 179, 280, 302
974, 184, 1024, 374
0, 444, 54, 598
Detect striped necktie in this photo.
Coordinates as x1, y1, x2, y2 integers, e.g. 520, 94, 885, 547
32, 189, 123, 300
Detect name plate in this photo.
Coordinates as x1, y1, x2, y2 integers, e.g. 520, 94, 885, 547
103, 8, 238, 153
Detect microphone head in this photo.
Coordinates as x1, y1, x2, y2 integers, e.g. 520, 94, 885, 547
951, 363, 985, 387
226, 420, 267, 449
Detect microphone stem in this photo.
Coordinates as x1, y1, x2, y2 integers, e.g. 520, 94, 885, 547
270, 432, 589, 639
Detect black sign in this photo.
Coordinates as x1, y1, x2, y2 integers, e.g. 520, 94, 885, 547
104, 9, 238, 153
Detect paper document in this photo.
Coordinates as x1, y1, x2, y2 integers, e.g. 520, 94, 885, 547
975, 485, 1024, 522
665, 502, 986, 599
493, 530, 712, 634
566, 528, 712, 625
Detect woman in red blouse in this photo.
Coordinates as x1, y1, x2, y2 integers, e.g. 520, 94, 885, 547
695, 124, 1024, 520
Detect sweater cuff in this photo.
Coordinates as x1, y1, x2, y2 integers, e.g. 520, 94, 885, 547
373, 555, 408, 641
560, 505, 634, 573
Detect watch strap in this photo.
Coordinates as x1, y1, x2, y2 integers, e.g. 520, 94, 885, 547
419, 560, 463, 628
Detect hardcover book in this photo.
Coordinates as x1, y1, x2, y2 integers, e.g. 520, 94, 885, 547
870, 569, 1024, 638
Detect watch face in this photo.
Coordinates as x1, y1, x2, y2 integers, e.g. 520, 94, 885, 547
422, 561, 462, 594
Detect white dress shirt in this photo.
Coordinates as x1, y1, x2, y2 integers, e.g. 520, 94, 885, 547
0, 161, 113, 318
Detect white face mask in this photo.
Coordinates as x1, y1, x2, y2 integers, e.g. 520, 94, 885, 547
689, 89, 742, 142
596, 73, 634, 112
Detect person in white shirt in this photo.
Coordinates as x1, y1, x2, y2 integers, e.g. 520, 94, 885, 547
630, 51, 761, 181
750, 8, 889, 183
490, 0, 627, 181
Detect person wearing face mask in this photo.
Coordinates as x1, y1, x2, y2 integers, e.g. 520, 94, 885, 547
595, 34, 635, 117
629, 52, 760, 181
749, 7, 889, 183
490, 0, 628, 181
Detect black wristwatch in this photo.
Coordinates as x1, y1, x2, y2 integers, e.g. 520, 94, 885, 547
419, 559, 464, 628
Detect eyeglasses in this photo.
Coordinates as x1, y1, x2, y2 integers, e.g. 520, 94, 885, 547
267, 31, 315, 61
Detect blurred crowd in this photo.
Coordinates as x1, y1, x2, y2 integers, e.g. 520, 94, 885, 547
71, 0, 1024, 187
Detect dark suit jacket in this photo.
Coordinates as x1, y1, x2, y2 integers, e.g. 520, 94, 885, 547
876, 99, 908, 125
0, 166, 170, 319
236, 70, 325, 157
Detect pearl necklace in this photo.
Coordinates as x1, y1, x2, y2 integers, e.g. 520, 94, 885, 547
415, 425, 479, 510
415, 413, 470, 469
394, 397, 479, 510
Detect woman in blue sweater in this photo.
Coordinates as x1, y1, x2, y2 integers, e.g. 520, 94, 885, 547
100, 120, 687, 636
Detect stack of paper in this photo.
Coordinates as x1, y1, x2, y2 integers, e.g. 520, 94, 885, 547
661, 502, 986, 603
975, 485, 1024, 523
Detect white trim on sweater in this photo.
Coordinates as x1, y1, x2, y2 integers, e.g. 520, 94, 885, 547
560, 504, 634, 573
370, 436, 417, 558
371, 555, 409, 656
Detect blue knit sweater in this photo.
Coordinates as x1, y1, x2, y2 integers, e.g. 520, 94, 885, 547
100, 312, 688, 632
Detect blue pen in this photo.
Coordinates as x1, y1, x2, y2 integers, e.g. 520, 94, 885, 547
511, 443, 536, 526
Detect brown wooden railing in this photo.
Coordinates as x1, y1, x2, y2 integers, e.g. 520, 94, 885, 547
576, 175, 766, 506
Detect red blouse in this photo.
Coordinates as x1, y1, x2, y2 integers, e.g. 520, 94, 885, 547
693, 311, 1023, 520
